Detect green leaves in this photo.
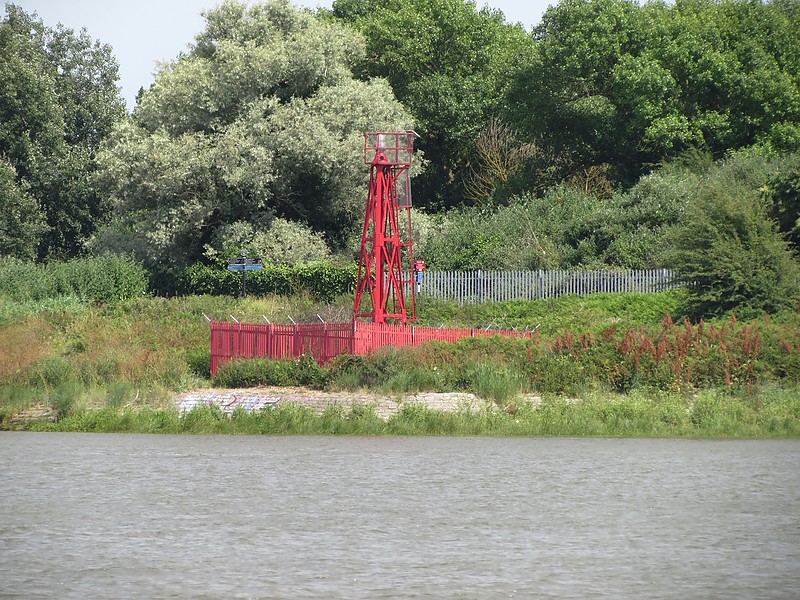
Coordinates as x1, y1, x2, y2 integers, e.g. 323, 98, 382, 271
136, 0, 365, 136
0, 5, 125, 261
763, 152, 800, 249
0, 160, 46, 260
0, 255, 148, 304
334, 0, 533, 208
175, 261, 357, 301
662, 150, 800, 320
507, 0, 800, 185
97, 1, 414, 272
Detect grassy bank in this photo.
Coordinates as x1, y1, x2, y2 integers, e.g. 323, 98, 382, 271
2, 289, 800, 436
22, 386, 800, 438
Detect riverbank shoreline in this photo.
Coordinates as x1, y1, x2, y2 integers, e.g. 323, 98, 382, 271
9, 386, 508, 425
6, 384, 799, 438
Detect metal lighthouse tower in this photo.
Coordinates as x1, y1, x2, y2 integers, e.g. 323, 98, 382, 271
353, 132, 418, 324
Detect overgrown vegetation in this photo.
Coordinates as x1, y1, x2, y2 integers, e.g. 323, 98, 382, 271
4, 1, 800, 323
0, 254, 147, 306
2, 289, 800, 437
415, 149, 799, 273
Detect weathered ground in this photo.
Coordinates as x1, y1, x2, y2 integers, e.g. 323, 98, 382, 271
175, 387, 498, 420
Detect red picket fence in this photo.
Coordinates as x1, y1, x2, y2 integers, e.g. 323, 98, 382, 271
210, 320, 532, 375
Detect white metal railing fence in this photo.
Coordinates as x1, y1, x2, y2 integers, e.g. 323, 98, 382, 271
408, 269, 677, 304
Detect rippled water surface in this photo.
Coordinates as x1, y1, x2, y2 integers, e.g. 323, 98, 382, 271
2, 433, 799, 599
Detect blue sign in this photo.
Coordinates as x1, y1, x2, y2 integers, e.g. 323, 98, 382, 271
227, 256, 261, 298
227, 258, 262, 271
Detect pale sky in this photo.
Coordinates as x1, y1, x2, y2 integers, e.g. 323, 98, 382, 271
11, 0, 553, 109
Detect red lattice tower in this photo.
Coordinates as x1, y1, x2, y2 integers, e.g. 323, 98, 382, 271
354, 132, 417, 324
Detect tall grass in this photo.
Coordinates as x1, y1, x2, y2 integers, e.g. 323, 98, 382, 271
0, 385, 38, 423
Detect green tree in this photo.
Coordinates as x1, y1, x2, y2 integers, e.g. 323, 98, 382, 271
662, 151, 799, 320
0, 159, 46, 260
0, 4, 125, 260
95, 0, 415, 273
506, 0, 800, 187
203, 217, 332, 266
332, 0, 533, 209
762, 152, 800, 252
0, 6, 63, 188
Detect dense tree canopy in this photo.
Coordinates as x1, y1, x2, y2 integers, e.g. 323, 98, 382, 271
0, 4, 125, 260
506, 0, 800, 187
95, 0, 415, 271
332, 0, 533, 209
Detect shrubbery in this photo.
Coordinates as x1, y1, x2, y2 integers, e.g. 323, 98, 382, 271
0, 255, 148, 304
202, 218, 333, 266
175, 261, 357, 301
662, 151, 800, 320
214, 354, 328, 389
416, 148, 800, 321
417, 172, 692, 271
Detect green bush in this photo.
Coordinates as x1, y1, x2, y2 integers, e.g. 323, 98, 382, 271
418, 177, 690, 271
47, 382, 81, 420
0, 255, 148, 304
175, 261, 357, 301
662, 153, 800, 320
203, 218, 332, 266
328, 350, 399, 390
186, 344, 212, 378
213, 356, 330, 389
761, 151, 800, 251
294, 353, 329, 388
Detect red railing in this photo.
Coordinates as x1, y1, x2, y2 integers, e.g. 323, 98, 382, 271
210, 321, 532, 375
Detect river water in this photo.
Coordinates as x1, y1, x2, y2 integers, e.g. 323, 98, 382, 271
1, 433, 799, 599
